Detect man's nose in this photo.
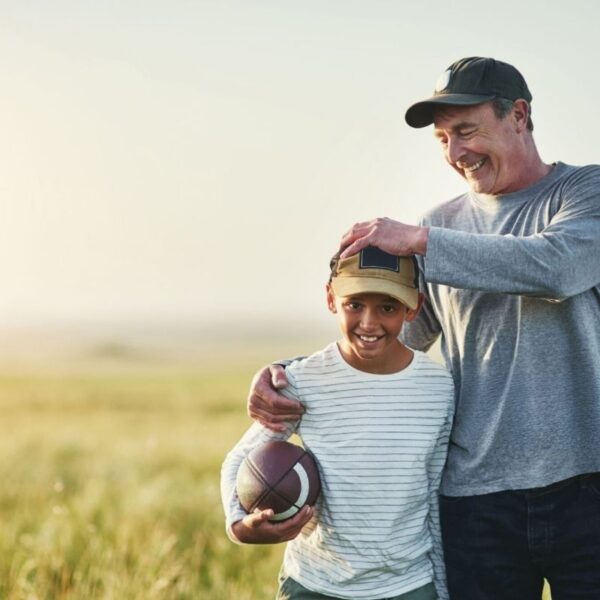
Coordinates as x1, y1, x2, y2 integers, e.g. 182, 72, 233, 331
446, 136, 464, 164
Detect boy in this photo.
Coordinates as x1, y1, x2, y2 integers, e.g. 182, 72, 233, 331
221, 247, 454, 600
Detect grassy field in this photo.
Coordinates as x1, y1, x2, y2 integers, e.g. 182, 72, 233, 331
0, 361, 287, 599
0, 355, 552, 599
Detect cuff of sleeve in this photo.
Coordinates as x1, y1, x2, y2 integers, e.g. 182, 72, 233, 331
226, 508, 248, 545
226, 522, 244, 545
422, 226, 445, 283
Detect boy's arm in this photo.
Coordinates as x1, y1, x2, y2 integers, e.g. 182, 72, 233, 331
426, 404, 454, 600
221, 373, 313, 544
221, 423, 291, 543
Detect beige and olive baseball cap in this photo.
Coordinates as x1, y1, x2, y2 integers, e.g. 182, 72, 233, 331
329, 246, 419, 310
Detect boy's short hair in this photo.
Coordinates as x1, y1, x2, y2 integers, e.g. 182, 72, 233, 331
329, 247, 419, 310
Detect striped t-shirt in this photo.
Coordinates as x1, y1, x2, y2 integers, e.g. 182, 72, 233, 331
221, 342, 454, 600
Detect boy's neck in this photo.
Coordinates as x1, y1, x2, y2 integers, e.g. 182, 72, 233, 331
336, 340, 415, 375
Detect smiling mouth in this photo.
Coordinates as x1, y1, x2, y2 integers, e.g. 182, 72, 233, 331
356, 334, 383, 343
460, 158, 486, 173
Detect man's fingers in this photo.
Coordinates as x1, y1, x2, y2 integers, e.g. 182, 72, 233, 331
247, 364, 304, 429
269, 364, 288, 389
248, 407, 303, 433
247, 365, 298, 418
270, 394, 304, 414
248, 396, 304, 420
340, 218, 427, 258
251, 368, 304, 415
339, 236, 371, 259
253, 369, 294, 408
340, 221, 371, 249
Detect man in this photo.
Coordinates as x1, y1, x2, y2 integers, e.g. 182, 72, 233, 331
248, 57, 600, 598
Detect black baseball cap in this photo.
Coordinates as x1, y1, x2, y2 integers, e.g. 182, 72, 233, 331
405, 57, 532, 128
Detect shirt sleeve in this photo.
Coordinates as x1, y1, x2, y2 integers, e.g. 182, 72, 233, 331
426, 405, 453, 600
220, 371, 301, 543
273, 356, 307, 367
400, 255, 442, 351
424, 166, 600, 301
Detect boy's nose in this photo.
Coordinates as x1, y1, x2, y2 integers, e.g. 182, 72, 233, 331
360, 309, 379, 330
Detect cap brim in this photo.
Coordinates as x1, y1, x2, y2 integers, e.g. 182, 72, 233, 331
331, 277, 419, 310
405, 93, 496, 128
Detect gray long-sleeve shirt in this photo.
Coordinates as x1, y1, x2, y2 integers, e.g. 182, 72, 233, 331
401, 162, 600, 496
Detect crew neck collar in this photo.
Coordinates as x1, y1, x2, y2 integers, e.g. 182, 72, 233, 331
329, 341, 419, 378
470, 162, 565, 209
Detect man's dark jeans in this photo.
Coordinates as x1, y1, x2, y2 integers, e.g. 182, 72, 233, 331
440, 473, 600, 599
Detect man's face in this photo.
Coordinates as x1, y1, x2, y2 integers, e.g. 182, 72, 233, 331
433, 102, 525, 195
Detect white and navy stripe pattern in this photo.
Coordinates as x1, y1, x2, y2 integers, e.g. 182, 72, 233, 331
221, 343, 454, 600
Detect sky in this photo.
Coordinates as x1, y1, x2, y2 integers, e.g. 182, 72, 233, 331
1, 0, 599, 329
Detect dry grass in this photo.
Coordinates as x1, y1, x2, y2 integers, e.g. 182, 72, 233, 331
0, 365, 284, 599
0, 359, 552, 598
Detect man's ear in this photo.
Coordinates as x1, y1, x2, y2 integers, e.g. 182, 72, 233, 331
405, 293, 424, 322
326, 283, 337, 313
512, 99, 530, 133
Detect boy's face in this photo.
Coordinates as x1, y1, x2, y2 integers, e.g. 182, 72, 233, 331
326, 285, 421, 373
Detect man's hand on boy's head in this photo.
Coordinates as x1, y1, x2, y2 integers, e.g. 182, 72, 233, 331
247, 365, 304, 431
339, 217, 430, 258
232, 505, 313, 544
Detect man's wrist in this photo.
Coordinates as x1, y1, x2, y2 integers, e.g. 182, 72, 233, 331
414, 226, 429, 255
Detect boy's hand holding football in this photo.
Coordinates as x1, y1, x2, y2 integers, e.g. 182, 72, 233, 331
232, 505, 313, 544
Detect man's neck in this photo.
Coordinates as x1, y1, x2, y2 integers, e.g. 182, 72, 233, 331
509, 138, 552, 193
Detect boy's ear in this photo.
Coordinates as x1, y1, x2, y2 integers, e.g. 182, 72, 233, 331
326, 283, 337, 313
405, 292, 424, 322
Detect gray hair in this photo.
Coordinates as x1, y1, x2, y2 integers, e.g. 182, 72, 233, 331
492, 98, 534, 131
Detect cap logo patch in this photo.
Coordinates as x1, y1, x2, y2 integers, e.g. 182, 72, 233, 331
434, 69, 451, 93
359, 246, 399, 272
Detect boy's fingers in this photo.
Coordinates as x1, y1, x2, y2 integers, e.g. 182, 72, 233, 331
280, 506, 313, 532
240, 506, 313, 543
243, 509, 274, 528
